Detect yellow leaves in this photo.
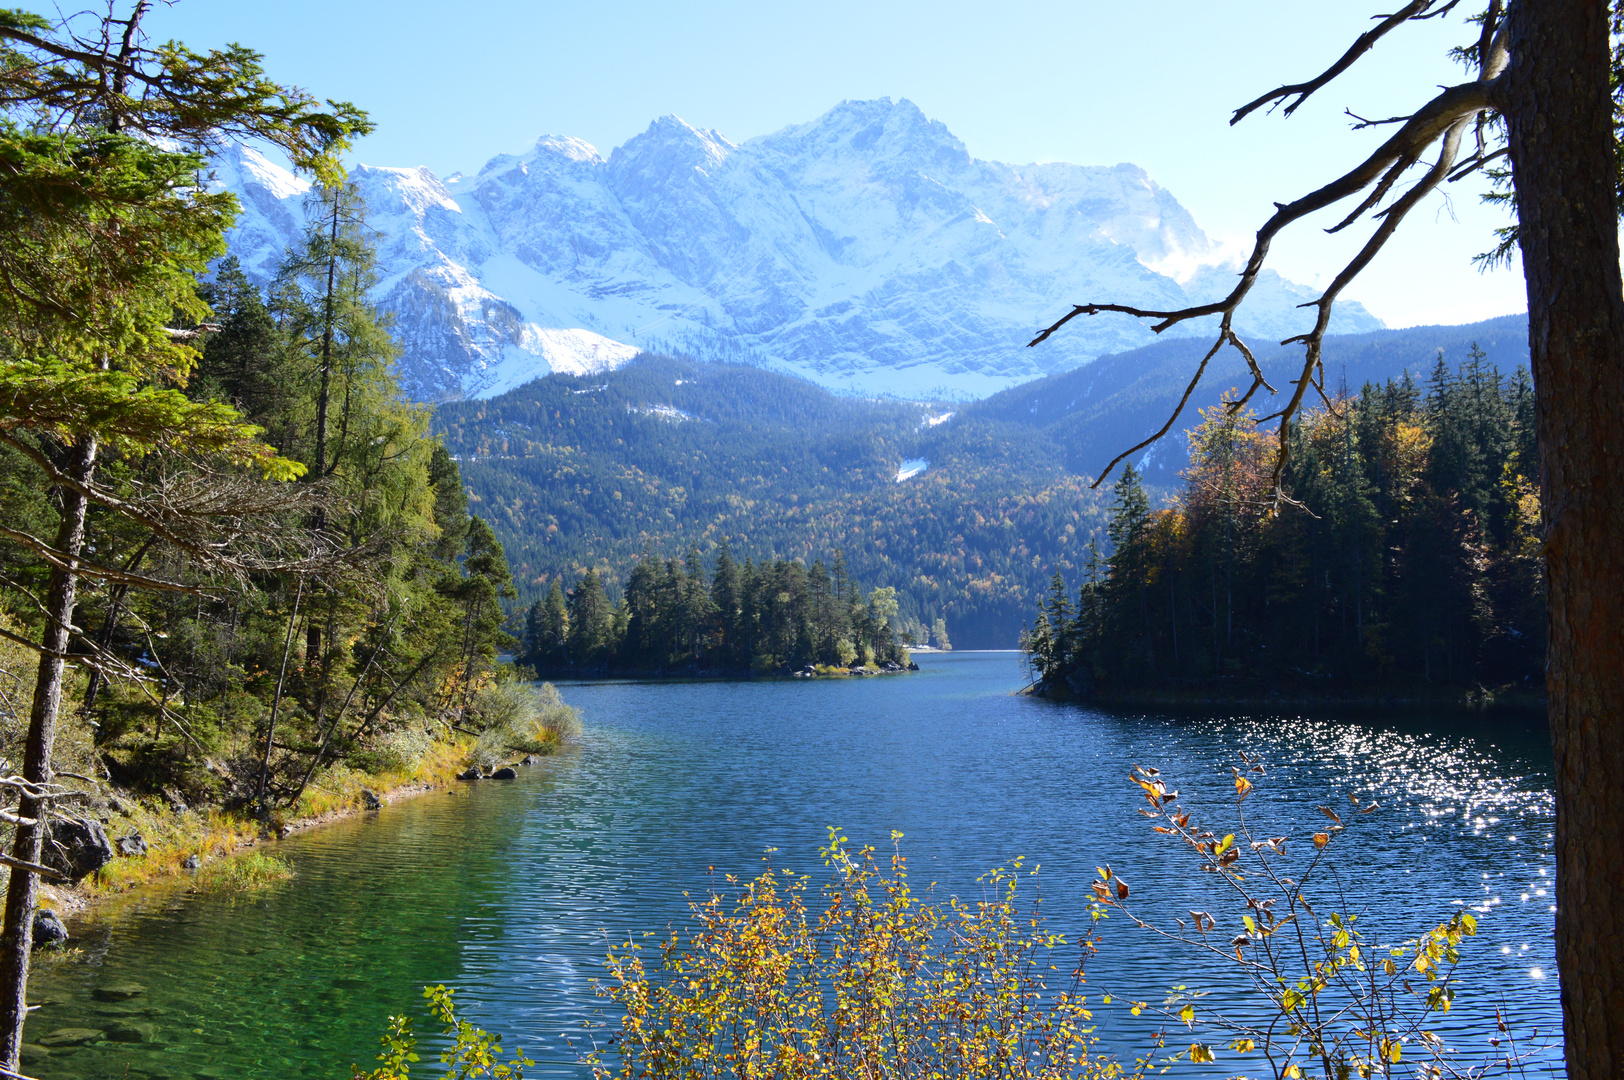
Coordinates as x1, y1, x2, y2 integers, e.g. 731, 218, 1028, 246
1284, 1065, 1302, 1079
1313, 832, 1331, 850
587, 833, 1110, 1079
1188, 1042, 1215, 1063
1178, 1004, 1196, 1024
1233, 769, 1253, 801
1229, 1038, 1257, 1054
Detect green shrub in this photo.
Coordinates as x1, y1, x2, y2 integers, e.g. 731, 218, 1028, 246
468, 683, 579, 767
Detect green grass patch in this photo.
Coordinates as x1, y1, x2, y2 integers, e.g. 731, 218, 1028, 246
193, 852, 295, 894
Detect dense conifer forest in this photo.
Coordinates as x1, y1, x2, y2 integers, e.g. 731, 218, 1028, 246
438, 318, 1532, 649
519, 547, 924, 676
436, 354, 1111, 648
1024, 349, 1546, 698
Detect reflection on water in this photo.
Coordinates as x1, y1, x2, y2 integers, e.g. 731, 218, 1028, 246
25, 652, 1560, 1078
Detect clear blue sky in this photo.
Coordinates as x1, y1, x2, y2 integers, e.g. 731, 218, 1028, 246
142, 0, 1527, 331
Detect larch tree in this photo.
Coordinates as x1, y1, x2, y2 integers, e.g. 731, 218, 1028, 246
1028, 3, 1623, 1074
0, 2, 368, 1069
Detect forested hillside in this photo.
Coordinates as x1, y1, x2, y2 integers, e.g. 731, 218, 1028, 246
961, 312, 1531, 491
438, 315, 1530, 648
1025, 348, 1544, 697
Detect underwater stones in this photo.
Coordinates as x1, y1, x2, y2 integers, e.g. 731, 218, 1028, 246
92, 982, 148, 1001
104, 1020, 160, 1043
38, 1027, 103, 1046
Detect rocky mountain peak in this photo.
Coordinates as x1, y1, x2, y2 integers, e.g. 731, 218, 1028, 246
211, 99, 1382, 402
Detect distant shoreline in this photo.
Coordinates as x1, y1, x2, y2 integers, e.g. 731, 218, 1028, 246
1024, 680, 1546, 713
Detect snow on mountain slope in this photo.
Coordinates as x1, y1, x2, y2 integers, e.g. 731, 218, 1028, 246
211, 98, 1381, 402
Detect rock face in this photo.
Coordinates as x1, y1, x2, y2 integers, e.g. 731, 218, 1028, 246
31, 910, 67, 948
43, 817, 114, 882
116, 832, 148, 858
212, 99, 1380, 403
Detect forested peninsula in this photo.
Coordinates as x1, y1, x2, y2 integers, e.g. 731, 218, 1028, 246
1024, 349, 1546, 705
519, 548, 928, 677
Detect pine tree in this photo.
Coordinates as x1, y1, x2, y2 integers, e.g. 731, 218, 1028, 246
0, 5, 368, 1064
523, 578, 569, 670
567, 569, 612, 669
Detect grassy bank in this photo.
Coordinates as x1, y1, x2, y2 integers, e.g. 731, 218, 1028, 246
44, 735, 478, 912
25, 681, 584, 917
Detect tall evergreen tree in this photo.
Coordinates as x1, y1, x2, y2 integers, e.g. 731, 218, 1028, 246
567, 569, 612, 669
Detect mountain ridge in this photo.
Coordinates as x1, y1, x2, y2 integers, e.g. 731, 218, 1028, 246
439, 312, 1526, 648
213, 97, 1382, 402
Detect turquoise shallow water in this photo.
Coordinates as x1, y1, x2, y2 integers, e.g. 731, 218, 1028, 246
25, 652, 1560, 1078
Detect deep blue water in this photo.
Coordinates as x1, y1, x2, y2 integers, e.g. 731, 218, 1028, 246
25, 651, 1559, 1078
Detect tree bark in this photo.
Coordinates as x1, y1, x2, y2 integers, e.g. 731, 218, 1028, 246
1502, 3, 1624, 1076
0, 431, 98, 1072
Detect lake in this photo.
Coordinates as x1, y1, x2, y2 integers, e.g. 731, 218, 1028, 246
25, 651, 1561, 1078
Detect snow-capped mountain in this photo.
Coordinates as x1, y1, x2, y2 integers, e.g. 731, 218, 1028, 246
212, 98, 1381, 402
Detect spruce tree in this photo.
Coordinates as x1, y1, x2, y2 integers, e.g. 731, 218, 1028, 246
567, 569, 611, 669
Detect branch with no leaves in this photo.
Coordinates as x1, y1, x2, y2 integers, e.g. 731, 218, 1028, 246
1029, 10, 1505, 493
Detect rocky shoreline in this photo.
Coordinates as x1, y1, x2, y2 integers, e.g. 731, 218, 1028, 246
35, 741, 565, 926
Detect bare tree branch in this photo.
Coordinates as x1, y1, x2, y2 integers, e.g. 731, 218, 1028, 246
0, 523, 200, 593
1230, 1, 1462, 125
1029, 69, 1497, 489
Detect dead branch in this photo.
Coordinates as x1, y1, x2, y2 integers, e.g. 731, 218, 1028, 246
1029, 40, 1500, 490
1230, 1, 1463, 124
0, 523, 201, 593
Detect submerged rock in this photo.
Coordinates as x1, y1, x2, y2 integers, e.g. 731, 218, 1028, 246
104, 1020, 159, 1043
43, 817, 115, 882
520, 755, 540, 766
490, 767, 518, 780
38, 1027, 103, 1046
92, 982, 148, 1001
17, 1043, 48, 1063
31, 909, 67, 948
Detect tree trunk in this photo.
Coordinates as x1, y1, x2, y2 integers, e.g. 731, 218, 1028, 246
0, 431, 98, 1071
306, 193, 340, 666
1503, 3, 1624, 1076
